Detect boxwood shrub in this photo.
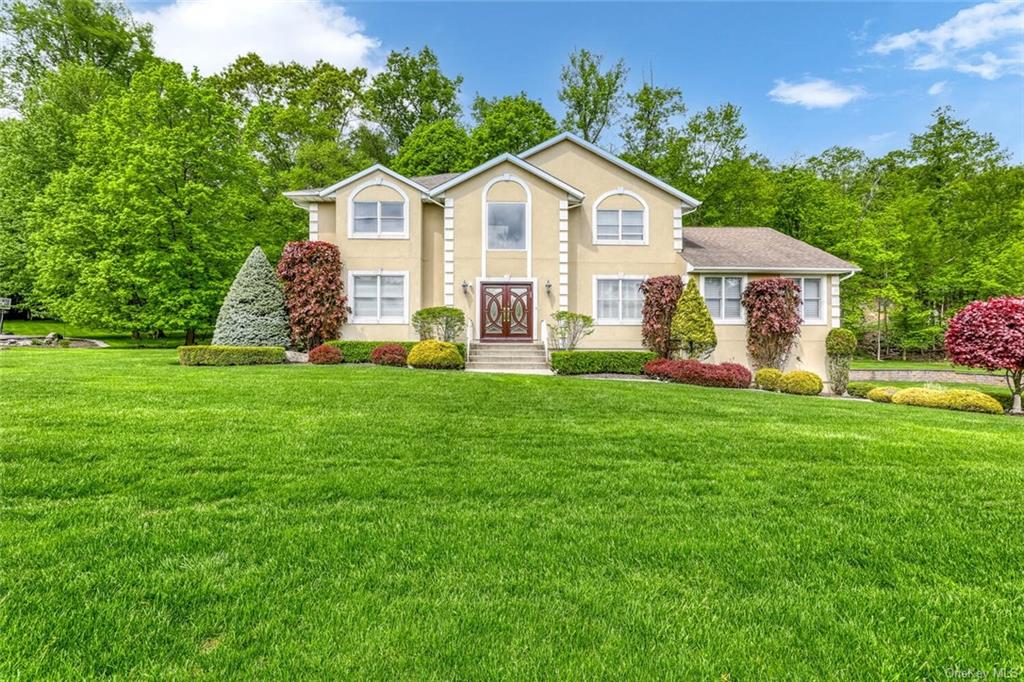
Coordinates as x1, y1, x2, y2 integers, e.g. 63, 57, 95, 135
550, 350, 658, 375
867, 386, 900, 403
407, 340, 464, 369
326, 340, 465, 363
849, 380, 1012, 410
178, 345, 285, 366
778, 370, 824, 396
892, 387, 1003, 415
754, 367, 783, 391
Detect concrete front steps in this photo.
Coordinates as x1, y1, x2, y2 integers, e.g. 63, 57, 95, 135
465, 342, 552, 374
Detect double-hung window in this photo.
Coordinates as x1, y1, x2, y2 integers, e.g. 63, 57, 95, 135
351, 272, 407, 323
352, 201, 405, 237
487, 203, 527, 250
595, 277, 644, 324
703, 276, 744, 322
595, 209, 645, 243
788, 277, 824, 322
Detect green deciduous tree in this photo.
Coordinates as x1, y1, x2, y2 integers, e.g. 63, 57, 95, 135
0, 0, 153, 105
469, 92, 558, 164
557, 48, 627, 144
30, 62, 281, 341
671, 277, 717, 360
365, 47, 462, 153
620, 82, 685, 174
392, 118, 471, 177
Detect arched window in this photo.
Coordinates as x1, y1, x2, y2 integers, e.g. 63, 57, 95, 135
483, 174, 530, 251
592, 188, 649, 245
348, 178, 409, 239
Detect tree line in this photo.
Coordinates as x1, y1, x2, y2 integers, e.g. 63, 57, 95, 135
1, 0, 1021, 354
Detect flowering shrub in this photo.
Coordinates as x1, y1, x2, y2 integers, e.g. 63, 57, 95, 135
945, 296, 1024, 414
276, 241, 348, 350
407, 340, 464, 369
640, 275, 683, 358
754, 367, 783, 391
741, 278, 802, 370
778, 370, 823, 395
309, 343, 343, 365
643, 358, 751, 389
371, 343, 408, 367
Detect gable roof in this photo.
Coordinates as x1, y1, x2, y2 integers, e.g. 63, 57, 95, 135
426, 153, 585, 199
410, 172, 461, 190
682, 227, 859, 273
318, 164, 431, 198
519, 132, 702, 209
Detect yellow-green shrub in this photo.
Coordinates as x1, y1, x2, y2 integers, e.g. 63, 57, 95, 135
778, 370, 823, 395
867, 386, 900, 403
891, 387, 946, 408
937, 389, 1004, 414
407, 340, 464, 369
754, 368, 783, 391
178, 345, 285, 366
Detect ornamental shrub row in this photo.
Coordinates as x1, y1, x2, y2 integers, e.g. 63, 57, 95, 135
549, 350, 658, 375
325, 340, 466, 363
891, 387, 1003, 414
178, 345, 285, 366
644, 358, 752, 389
849, 381, 1012, 411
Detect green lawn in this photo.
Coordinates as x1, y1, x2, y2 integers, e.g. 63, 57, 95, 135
2, 349, 1022, 678
1, 319, 208, 348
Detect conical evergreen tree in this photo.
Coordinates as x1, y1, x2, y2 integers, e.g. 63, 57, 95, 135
212, 246, 290, 347
671, 277, 717, 359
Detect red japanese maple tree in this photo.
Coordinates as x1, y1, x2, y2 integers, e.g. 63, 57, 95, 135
276, 241, 348, 350
946, 296, 1024, 414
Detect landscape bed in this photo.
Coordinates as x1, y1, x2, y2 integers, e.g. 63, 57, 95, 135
1, 348, 1022, 678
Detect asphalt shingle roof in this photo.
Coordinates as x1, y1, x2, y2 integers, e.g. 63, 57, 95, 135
682, 227, 858, 272
410, 172, 461, 190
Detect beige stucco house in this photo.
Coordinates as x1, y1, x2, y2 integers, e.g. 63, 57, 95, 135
284, 132, 858, 377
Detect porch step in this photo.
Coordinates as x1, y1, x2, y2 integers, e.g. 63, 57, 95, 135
465, 360, 550, 371
466, 342, 550, 373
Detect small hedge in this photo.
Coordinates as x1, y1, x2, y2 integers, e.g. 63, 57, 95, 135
309, 343, 343, 364
754, 368, 783, 391
178, 345, 285, 366
644, 358, 752, 389
407, 340, 464, 369
326, 340, 465, 363
550, 350, 658, 375
867, 386, 900, 403
778, 370, 824, 396
371, 343, 408, 367
892, 387, 1003, 415
849, 381, 1013, 411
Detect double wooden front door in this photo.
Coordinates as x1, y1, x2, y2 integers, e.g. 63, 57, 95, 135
480, 283, 532, 341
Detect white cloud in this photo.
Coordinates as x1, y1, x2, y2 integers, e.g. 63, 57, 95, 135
927, 80, 949, 95
768, 78, 866, 109
871, 1, 1024, 78
135, 0, 381, 75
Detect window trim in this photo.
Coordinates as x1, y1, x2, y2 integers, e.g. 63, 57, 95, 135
592, 275, 647, 326
591, 188, 649, 246
347, 270, 410, 324
347, 179, 410, 239
700, 274, 747, 325
485, 200, 529, 252
788, 276, 827, 325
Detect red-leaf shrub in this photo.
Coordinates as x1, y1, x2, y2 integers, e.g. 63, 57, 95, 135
371, 343, 408, 367
277, 241, 348, 350
945, 296, 1024, 414
309, 343, 342, 365
643, 358, 751, 389
741, 278, 802, 370
640, 275, 683, 358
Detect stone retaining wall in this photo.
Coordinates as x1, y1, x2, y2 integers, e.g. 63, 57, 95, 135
850, 369, 1004, 387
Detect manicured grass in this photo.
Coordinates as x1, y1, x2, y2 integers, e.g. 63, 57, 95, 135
2, 349, 1022, 678
1, 319, 208, 348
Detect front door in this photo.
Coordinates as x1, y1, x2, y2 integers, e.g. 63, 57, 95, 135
480, 283, 532, 341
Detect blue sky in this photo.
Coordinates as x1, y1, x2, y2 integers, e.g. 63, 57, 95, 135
131, 1, 1024, 162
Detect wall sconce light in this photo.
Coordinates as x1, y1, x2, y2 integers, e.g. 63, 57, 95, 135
545, 279, 552, 294
461, 280, 469, 294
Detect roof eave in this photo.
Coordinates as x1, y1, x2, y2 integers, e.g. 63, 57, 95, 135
687, 265, 861, 274
427, 153, 585, 199
519, 132, 702, 208
317, 164, 431, 197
